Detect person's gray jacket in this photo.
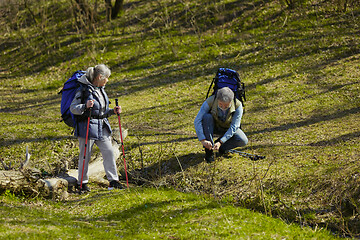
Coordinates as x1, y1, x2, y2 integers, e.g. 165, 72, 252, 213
70, 75, 114, 140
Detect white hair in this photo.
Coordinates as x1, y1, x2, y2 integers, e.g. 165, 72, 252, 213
86, 64, 111, 82
217, 87, 234, 103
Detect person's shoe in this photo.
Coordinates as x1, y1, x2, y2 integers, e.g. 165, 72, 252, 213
218, 146, 230, 156
108, 180, 125, 190
219, 148, 226, 156
78, 183, 90, 193
205, 149, 214, 163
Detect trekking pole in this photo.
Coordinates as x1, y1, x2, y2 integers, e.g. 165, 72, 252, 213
79, 107, 92, 192
115, 99, 129, 188
228, 149, 265, 161
209, 134, 216, 162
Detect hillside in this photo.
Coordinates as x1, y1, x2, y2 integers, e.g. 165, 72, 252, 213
1, 0, 360, 237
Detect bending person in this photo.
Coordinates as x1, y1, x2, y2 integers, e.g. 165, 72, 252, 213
194, 87, 248, 163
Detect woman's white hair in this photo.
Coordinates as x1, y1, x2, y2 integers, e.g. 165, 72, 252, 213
217, 87, 234, 103
86, 64, 111, 82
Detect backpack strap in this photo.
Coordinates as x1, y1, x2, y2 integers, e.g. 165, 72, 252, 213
73, 84, 93, 123
206, 95, 216, 108
206, 77, 216, 100
74, 83, 93, 104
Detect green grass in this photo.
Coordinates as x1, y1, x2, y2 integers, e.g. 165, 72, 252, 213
0, 0, 360, 238
0, 187, 339, 239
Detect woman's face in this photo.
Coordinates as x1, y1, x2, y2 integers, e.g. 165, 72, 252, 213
218, 100, 231, 111
94, 75, 108, 87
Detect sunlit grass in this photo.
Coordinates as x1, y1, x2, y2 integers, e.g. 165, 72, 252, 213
0, 187, 339, 239
0, 0, 359, 237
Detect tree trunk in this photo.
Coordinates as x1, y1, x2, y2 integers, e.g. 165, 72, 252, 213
105, 0, 112, 22
0, 169, 68, 200
73, 0, 96, 32
104, 0, 124, 21
112, 0, 124, 19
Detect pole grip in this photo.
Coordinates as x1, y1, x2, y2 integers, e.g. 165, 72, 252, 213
115, 99, 120, 116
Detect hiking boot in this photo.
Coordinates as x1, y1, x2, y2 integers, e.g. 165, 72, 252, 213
78, 183, 90, 193
218, 147, 229, 157
219, 147, 226, 156
205, 148, 214, 163
108, 180, 125, 190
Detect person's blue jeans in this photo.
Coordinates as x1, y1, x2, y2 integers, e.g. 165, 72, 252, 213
202, 113, 248, 152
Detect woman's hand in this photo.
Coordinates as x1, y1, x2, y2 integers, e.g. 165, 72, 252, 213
201, 140, 213, 150
114, 106, 122, 115
86, 100, 94, 108
213, 141, 222, 151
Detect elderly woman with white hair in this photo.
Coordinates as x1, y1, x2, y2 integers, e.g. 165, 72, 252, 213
194, 87, 248, 163
70, 64, 123, 192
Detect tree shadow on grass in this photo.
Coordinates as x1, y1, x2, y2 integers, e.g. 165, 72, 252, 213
247, 106, 360, 136
0, 135, 75, 148
248, 81, 360, 114
309, 131, 360, 147
128, 152, 204, 184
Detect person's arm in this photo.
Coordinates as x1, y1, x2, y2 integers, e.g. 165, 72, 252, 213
70, 91, 87, 115
102, 106, 119, 118
219, 105, 243, 144
194, 101, 210, 141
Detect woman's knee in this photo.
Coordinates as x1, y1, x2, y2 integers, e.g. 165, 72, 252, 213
234, 131, 248, 147
239, 137, 248, 147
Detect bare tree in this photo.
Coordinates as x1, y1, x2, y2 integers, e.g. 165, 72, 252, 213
71, 0, 97, 33
74, 0, 94, 22
105, 0, 124, 21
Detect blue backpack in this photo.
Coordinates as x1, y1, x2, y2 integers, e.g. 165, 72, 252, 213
59, 70, 86, 128
206, 68, 246, 106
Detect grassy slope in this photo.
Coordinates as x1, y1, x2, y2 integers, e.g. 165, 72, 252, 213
0, 187, 338, 239
0, 0, 359, 237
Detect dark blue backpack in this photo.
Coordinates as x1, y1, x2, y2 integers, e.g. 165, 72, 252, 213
206, 68, 246, 106
59, 70, 86, 128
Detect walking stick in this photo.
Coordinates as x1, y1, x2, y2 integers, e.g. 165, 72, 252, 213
228, 149, 265, 161
80, 107, 91, 192
115, 99, 129, 188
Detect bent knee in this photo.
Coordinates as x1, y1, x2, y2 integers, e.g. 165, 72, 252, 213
241, 137, 248, 147
235, 133, 248, 147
